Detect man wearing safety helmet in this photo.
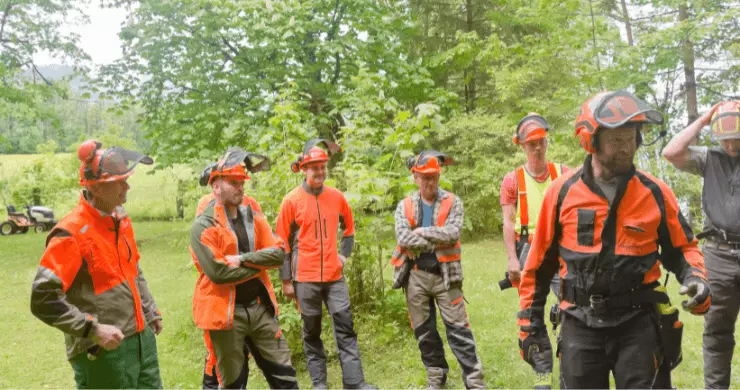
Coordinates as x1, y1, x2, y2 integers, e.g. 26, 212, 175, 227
193, 152, 293, 389
663, 101, 740, 389
500, 113, 569, 388
518, 91, 711, 388
391, 150, 485, 389
276, 139, 376, 390
190, 147, 298, 389
30, 140, 163, 388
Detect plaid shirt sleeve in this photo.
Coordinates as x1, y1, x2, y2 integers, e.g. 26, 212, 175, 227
395, 200, 434, 252
416, 195, 464, 244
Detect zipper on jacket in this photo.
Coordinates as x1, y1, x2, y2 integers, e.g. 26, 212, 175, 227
314, 195, 324, 281
324, 218, 328, 239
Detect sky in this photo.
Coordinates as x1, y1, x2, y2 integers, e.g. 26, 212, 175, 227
33, 3, 126, 66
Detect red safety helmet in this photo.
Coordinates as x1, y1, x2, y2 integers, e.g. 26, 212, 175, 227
406, 150, 455, 174
78, 140, 153, 186
513, 113, 550, 145
575, 90, 663, 153
711, 101, 740, 140
205, 147, 271, 185
290, 139, 341, 173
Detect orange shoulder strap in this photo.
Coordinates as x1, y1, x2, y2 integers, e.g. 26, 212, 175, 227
548, 162, 558, 180
403, 197, 416, 228
517, 166, 528, 228
436, 194, 454, 226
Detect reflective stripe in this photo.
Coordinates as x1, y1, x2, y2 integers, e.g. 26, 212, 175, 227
515, 163, 561, 237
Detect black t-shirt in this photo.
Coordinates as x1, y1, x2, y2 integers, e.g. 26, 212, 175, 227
230, 212, 266, 305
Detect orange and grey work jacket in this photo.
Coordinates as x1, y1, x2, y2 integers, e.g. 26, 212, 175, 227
519, 155, 707, 328
30, 195, 161, 360
189, 200, 285, 330
392, 189, 464, 289
276, 182, 355, 283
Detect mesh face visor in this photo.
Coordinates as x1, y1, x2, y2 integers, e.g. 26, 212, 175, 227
515, 115, 550, 144
204, 147, 272, 185
92, 147, 153, 181
302, 139, 341, 157
590, 90, 663, 129
406, 150, 456, 172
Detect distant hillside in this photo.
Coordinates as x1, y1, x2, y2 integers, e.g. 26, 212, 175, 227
21, 64, 86, 91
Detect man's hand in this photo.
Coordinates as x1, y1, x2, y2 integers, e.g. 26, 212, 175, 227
225, 255, 241, 269
94, 324, 124, 351
519, 325, 553, 374
412, 227, 425, 236
339, 254, 347, 267
149, 319, 163, 335
679, 277, 712, 315
508, 256, 522, 284
282, 280, 296, 301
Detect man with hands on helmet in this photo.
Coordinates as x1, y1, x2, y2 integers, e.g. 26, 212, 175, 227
30, 140, 163, 389
518, 90, 711, 389
663, 100, 740, 389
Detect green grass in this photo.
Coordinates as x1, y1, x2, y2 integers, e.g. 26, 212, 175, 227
2, 220, 739, 388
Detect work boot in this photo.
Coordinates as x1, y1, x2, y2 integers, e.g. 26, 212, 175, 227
534, 372, 552, 390
344, 382, 378, 390
426, 374, 448, 389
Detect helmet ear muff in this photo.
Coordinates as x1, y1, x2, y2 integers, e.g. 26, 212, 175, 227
291, 156, 303, 173
406, 155, 417, 170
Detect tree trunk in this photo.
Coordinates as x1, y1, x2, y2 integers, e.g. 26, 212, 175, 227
464, 0, 476, 112
678, 3, 699, 125
620, 0, 634, 46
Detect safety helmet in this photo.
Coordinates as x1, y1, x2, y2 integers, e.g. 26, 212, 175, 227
290, 139, 341, 173
513, 113, 550, 145
202, 147, 271, 186
406, 150, 455, 174
574, 90, 663, 153
78, 140, 153, 186
711, 101, 740, 140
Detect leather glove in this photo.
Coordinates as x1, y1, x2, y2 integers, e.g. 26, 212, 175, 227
519, 324, 554, 374
679, 276, 712, 315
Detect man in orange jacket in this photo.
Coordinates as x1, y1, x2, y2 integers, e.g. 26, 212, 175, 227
277, 139, 376, 390
391, 150, 485, 389
190, 147, 298, 389
518, 91, 711, 389
30, 140, 163, 388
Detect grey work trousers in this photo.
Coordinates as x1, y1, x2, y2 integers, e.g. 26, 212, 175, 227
703, 243, 740, 389
405, 269, 485, 389
295, 278, 365, 387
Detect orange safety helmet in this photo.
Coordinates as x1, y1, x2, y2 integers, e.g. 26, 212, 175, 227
290, 138, 341, 173
406, 150, 456, 174
78, 140, 153, 186
711, 101, 740, 140
205, 147, 271, 185
513, 113, 550, 145
575, 90, 663, 153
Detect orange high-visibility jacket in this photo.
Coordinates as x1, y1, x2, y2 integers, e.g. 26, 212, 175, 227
519, 156, 707, 328
190, 199, 285, 330
276, 182, 355, 282
30, 194, 160, 359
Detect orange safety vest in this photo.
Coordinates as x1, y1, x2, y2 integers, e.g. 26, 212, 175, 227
391, 194, 461, 267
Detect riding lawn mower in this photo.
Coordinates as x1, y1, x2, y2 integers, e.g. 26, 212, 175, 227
0, 205, 58, 236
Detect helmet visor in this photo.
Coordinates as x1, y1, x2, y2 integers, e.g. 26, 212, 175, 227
96, 147, 153, 179
591, 90, 663, 129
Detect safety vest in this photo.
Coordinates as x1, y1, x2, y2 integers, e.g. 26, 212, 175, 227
515, 162, 561, 238
391, 193, 461, 266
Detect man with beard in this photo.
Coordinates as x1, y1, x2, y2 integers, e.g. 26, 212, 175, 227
663, 101, 740, 389
276, 139, 376, 390
518, 90, 711, 388
190, 147, 298, 389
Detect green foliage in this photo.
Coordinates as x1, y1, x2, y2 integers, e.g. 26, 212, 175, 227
9, 153, 78, 208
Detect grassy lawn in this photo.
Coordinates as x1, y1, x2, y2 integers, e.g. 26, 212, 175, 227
2, 218, 739, 388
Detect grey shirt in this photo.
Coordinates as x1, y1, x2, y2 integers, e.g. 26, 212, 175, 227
685, 145, 709, 177
594, 176, 618, 204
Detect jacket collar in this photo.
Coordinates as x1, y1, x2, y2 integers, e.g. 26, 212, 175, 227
78, 192, 127, 229
301, 180, 324, 196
